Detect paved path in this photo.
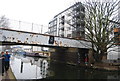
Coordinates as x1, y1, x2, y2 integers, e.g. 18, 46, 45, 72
93, 63, 119, 71
79, 62, 119, 71
1, 67, 16, 81
0, 74, 2, 81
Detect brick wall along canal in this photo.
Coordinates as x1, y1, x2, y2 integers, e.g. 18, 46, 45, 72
10, 53, 120, 80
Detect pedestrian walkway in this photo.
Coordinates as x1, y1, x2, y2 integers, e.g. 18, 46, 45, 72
0, 74, 2, 81
93, 63, 119, 71
1, 67, 16, 80
78, 62, 119, 71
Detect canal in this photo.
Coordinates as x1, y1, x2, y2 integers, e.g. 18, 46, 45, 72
10, 53, 119, 80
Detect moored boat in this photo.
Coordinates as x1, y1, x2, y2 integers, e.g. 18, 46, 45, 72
25, 52, 50, 58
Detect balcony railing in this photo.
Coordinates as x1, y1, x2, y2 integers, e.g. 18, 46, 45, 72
0, 18, 47, 34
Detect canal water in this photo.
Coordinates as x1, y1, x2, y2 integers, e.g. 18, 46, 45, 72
10, 53, 120, 80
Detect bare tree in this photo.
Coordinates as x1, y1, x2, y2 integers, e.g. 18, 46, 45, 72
0, 15, 10, 51
0, 15, 9, 28
84, 0, 120, 62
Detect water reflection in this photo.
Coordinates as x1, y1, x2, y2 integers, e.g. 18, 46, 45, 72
10, 53, 120, 80
47, 62, 120, 79
10, 54, 49, 79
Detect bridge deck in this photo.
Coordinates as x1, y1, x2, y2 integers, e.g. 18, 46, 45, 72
0, 28, 91, 49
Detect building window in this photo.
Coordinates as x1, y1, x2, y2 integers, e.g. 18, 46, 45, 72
67, 34, 71, 37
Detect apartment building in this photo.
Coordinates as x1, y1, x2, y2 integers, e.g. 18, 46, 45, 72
114, 28, 120, 45
118, 3, 120, 19
48, 2, 85, 39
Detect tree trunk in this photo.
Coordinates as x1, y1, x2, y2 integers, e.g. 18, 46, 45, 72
102, 55, 107, 61
88, 49, 95, 64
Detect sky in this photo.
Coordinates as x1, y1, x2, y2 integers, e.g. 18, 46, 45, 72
0, 0, 82, 28
0, 0, 116, 32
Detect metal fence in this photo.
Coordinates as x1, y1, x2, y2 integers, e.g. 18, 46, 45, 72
0, 18, 48, 34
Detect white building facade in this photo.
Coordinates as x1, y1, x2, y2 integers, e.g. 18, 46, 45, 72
48, 2, 85, 39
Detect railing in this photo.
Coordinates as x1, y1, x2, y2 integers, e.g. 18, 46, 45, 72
0, 18, 48, 34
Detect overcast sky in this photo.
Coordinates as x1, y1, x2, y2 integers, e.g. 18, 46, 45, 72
0, 0, 82, 26
0, 0, 115, 32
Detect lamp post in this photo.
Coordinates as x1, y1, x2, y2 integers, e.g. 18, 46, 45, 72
41, 25, 43, 34
19, 21, 21, 30
32, 23, 33, 32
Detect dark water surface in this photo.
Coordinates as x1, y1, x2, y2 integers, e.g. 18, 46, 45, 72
10, 54, 120, 80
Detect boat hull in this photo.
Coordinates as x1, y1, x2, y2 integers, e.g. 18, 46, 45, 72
25, 53, 49, 58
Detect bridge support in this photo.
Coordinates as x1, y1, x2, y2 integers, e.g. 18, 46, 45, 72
50, 48, 89, 65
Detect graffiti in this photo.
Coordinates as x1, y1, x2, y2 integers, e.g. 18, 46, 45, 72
54, 41, 63, 46
54, 41, 59, 46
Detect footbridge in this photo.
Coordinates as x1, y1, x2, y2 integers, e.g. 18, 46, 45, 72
0, 19, 91, 66
0, 28, 91, 49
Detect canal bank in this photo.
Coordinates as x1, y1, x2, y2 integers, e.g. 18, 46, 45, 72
51, 59, 120, 72
77, 62, 119, 71
90, 63, 120, 71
